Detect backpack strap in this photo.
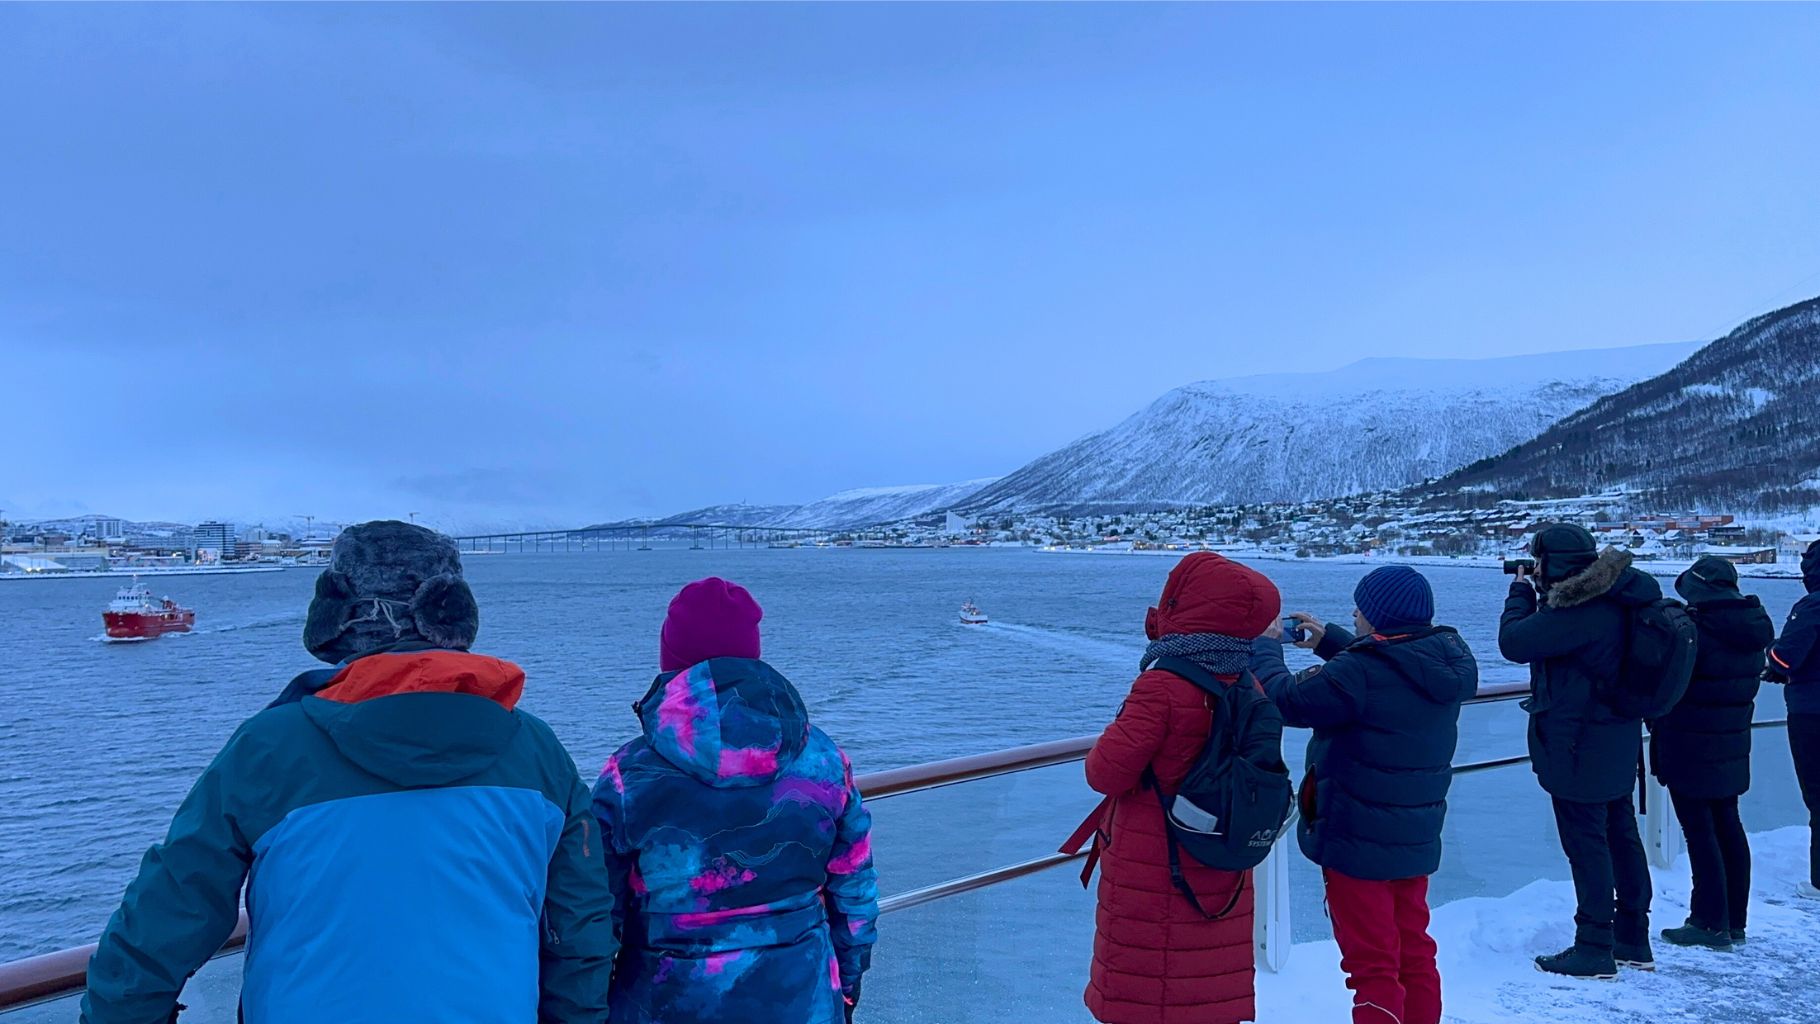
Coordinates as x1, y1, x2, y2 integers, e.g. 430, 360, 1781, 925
1149, 779, 1249, 920
1061, 798, 1113, 888
1143, 658, 1251, 921
1151, 656, 1230, 697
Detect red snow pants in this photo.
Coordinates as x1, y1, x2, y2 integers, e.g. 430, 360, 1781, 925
1324, 870, 1441, 1024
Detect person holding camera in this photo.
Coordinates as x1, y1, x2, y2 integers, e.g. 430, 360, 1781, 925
1500, 524, 1659, 980
1650, 556, 1774, 950
1251, 565, 1478, 1024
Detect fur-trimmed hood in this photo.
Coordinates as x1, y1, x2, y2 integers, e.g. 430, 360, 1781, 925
1546, 547, 1660, 609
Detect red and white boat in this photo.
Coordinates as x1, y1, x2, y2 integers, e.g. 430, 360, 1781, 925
960, 600, 989, 626
103, 582, 196, 640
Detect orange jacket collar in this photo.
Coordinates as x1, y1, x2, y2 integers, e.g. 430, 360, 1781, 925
315, 650, 525, 710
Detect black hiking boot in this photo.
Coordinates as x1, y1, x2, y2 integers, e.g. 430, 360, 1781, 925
1535, 945, 1618, 980
1730, 929, 1748, 947
1661, 921, 1733, 951
1614, 941, 1656, 971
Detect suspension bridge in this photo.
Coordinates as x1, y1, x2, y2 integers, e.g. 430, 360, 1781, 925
450, 523, 836, 554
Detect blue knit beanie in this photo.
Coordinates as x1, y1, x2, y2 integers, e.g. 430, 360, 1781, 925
1354, 566, 1434, 634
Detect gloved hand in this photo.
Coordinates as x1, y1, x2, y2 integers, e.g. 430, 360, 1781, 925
843, 978, 861, 1023
1764, 665, 1789, 684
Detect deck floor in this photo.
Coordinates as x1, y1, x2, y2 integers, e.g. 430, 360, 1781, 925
1260, 826, 1817, 1024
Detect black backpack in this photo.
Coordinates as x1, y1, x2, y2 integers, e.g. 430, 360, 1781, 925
1602, 599, 1699, 720
1147, 657, 1295, 919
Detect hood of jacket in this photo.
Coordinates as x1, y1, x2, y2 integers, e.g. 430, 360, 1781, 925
1353, 626, 1480, 704
636, 657, 810, 788
1804, 539, 1820, 593
1146, 551, 1281, 641
299, 650, 525, 786
1546, 547, 1661, 610
1690, 595, 1778, 653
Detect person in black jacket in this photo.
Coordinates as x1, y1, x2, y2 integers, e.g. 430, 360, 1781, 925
1650, 556, 1773, 951
1253, 565, 1479, 1024
1500, 524, 1657, 980
1765, 537, 1820, 901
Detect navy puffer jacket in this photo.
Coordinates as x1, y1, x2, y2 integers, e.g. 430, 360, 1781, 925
1500, 548, 1660, 804
1649, 596, 1771, 799
1768, 542, 1820, 716
1251, 625, 1478, 882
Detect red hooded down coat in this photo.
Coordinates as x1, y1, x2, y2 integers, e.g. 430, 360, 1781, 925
1081, 553, 1281, 1024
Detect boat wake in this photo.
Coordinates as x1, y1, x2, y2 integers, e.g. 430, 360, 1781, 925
90, 612, 303, 644
206, 613, 304, 634
965, 621, 1134, 669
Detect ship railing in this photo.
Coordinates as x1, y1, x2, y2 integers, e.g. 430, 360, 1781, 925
0, 680, 1798, 1017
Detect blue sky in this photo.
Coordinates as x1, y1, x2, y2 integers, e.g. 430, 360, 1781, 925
3, 4, 1819, 528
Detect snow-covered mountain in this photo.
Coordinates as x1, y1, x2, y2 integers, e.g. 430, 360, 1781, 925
770, 479, 997, 529
958, 342, 1703, 515
1438, 296, 1820, 509
592, 479, 998, 532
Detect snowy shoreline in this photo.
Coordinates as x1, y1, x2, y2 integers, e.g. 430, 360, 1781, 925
1036, 546, 1805, 582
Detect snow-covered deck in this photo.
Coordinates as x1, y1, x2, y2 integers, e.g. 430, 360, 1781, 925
1259, 827, 1815, 1024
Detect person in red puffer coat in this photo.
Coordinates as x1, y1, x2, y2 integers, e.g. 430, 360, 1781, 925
1075, 552, 1282, 1024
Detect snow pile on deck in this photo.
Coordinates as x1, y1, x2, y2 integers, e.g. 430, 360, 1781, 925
1260, 827, 1817, 1024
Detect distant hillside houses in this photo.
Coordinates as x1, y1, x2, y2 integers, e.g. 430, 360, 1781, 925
917, 492, 1807, 566
0, 514, 337, 572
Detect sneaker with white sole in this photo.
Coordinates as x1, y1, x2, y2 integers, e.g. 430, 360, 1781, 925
1798, 882, 1820, 901
1535, 945, 1619, 980
1615, 949, 1657, 972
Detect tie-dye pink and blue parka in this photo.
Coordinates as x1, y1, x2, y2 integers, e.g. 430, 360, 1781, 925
592, 658, 878, 1024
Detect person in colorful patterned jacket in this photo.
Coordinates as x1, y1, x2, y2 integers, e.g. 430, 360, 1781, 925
81, 520, 618, 1024
592, 578, 878, 1024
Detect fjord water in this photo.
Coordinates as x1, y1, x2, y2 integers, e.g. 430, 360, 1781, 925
1, 548, 1806, 981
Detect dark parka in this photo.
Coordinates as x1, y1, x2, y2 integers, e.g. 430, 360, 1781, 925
1767, 540, 1820, 716
1500, 548, 1660, 805
1251, 625, 1479, 882
1649, 593, 1772, 799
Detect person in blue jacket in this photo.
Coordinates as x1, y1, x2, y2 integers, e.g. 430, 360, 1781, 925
1500, 524, 1659, 980
1252, 565, 1477, 1024
593, 578, 879, 1024
1765, 537, 1820, 900
81, 521, 618, 1024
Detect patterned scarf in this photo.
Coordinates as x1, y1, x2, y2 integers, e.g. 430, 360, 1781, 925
1140, 632, 1253, 676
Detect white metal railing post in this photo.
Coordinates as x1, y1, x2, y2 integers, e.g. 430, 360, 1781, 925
1254, 833, 1293, 973
1643, 764, 1683, 870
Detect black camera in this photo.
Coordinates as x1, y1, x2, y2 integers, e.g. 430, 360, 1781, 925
1282, 617, 1307, 643
1502, 558, 1537, 576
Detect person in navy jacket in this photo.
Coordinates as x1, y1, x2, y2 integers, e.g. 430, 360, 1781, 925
1765, 538, 1820, 900
1252, 565, 1477, 1024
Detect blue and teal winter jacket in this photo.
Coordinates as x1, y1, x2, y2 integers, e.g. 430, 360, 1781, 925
81, 650, 618, 1024
1251, 625, 1478, 881
592, 658, 879, 1024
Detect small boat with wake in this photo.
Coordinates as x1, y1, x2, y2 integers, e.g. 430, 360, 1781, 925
103, 581, 196, 641
960, 600, 989, 626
